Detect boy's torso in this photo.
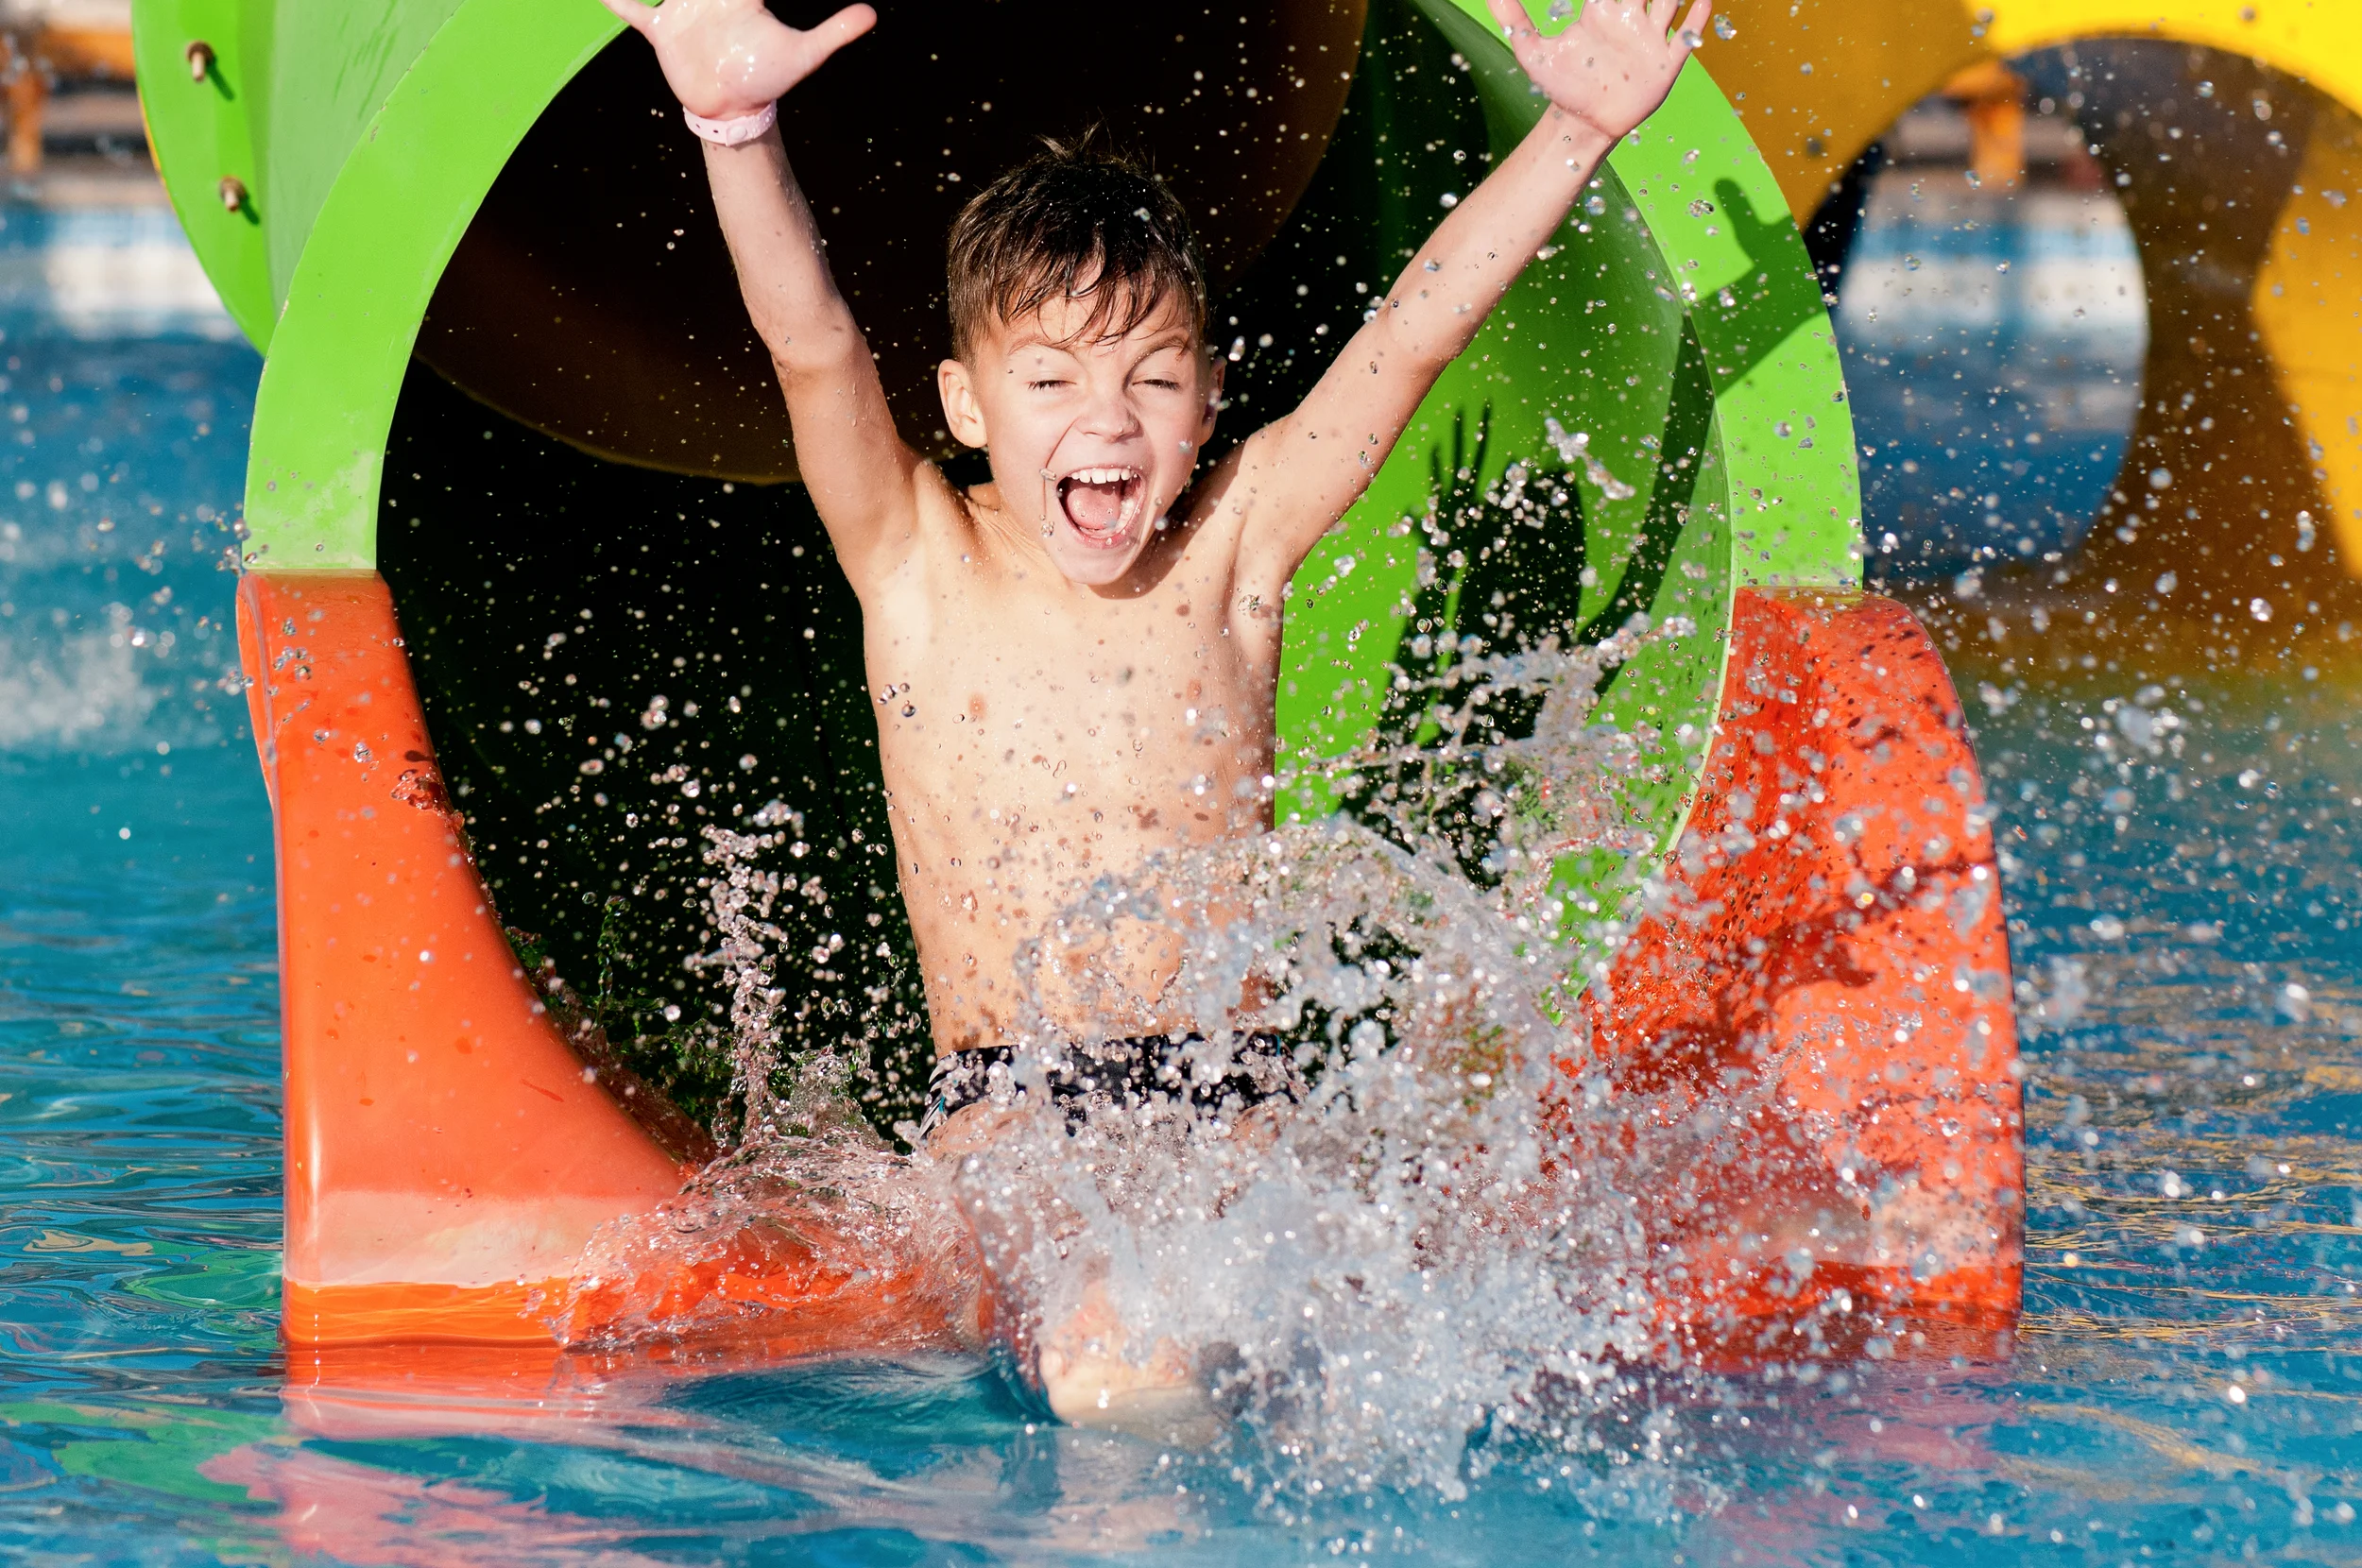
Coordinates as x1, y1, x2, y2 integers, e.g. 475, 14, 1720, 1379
862, 465, 1283, 1052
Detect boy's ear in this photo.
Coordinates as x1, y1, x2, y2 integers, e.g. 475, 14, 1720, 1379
1198, 355, 1225, 446
937, 359, 989, 449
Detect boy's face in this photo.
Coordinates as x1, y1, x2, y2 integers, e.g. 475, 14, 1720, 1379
938, 290, 1222, 588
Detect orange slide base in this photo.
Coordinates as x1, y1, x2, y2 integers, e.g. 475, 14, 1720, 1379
241, 573, 2019, 1355
1577, 588, 2022, 1361
239, 571, 687, 1346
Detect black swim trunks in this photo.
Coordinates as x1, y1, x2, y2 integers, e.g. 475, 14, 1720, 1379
919, 1032, 1299, 1141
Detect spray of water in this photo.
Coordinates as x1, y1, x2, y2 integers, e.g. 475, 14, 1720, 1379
551, 805, 984, 1355
543, 436, 1871, 1501
925, 616, 1747, 1500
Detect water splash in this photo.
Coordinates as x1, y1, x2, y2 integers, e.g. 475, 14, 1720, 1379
692, 802, 802, 1143
546, 454, 1816, 1503
1543, 417, 1638, 502
0, 605, 160, 748
930, 618, 1726, 1498
552, 803, 984, 1352
553, 1048, 984, 1355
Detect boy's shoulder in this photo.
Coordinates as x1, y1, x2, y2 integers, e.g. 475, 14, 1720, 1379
1183, 421, 1321, 588
1178, 428, 1277, 533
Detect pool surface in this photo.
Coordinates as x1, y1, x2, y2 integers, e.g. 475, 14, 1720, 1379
4, 193, 2362, 1565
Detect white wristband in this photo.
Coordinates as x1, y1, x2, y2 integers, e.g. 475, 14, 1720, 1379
682, 101, 776, 146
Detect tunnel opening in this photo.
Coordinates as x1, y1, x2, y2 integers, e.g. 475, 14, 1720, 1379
1816, 57, 2148, 584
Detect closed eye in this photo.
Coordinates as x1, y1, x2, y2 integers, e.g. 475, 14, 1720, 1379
1136, 377, 1184, 391
1027, 378, 1070, 391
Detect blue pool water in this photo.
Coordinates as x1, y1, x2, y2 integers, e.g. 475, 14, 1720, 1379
4, 199, 2362, 1564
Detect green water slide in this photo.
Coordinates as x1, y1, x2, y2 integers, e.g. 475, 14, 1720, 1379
134, 0, 1859, 1116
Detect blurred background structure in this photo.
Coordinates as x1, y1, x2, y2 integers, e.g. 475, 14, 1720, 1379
1828, 63, 2149, 576
0, 0, 140, 175
0, 0, 220, 341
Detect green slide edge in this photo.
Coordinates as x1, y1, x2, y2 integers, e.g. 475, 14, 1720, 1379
139, 0, 620, 567
132, 0, 271, 348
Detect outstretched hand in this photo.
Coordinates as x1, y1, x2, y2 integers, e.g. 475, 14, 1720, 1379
596, 0, 875, 121
1483, 0, 1710, 145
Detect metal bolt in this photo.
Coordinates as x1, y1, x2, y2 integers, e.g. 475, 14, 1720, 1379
185, 40, 214, 81
218, 175, 247, 213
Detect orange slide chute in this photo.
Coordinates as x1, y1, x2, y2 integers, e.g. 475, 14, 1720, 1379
239, 571, 978, 1355
238, 571, 687, 1343
240, 574, 2018, 1354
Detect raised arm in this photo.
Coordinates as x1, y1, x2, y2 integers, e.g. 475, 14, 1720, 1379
1232, 0, 1708, 596
601, 0, 922, 592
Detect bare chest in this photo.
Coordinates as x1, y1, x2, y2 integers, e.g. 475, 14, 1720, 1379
863, 561, 1279, 858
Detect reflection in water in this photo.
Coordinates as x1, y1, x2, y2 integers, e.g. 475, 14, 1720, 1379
205, 1354, 1202, 1563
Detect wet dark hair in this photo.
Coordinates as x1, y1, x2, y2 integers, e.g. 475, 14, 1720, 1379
946, 133, 1208, 361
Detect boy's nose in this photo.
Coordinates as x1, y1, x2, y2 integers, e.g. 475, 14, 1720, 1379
1076, 386, 1141, 439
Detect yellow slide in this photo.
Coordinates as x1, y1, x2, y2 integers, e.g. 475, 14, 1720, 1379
1707, 0, 2362, 573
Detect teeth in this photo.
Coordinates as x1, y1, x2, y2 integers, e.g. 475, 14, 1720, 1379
1067, 467, 1139, 486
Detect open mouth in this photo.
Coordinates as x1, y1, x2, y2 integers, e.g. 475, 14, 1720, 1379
1054, 467, 1145, 549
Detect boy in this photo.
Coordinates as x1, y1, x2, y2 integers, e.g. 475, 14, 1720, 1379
601, 0, 1706, 1422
